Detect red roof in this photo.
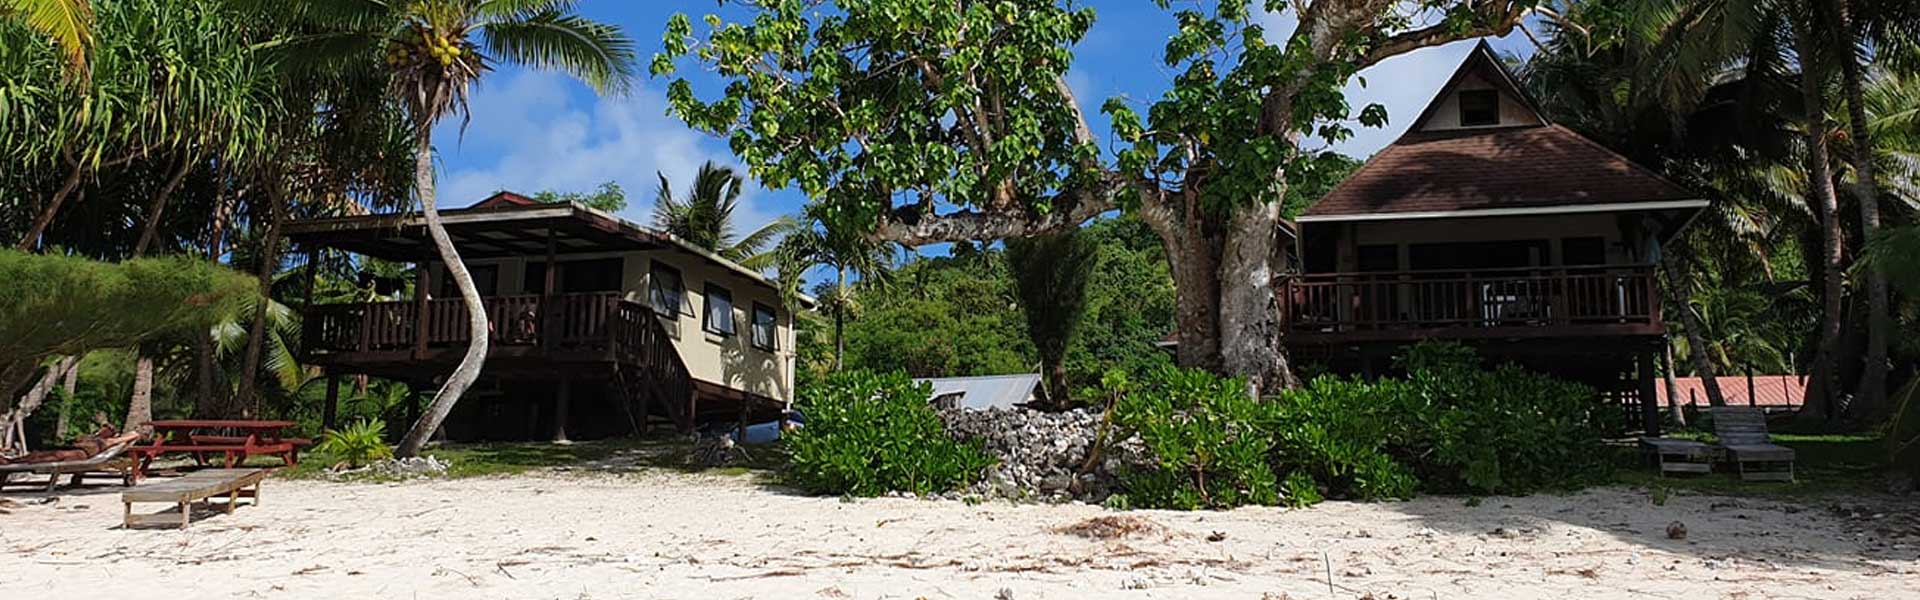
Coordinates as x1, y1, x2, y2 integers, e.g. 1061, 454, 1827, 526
1656, 375, 1805, 407
471, 191, 540, 209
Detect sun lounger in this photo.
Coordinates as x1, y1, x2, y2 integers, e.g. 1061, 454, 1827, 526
122, 468, 269, 529
1640, 436, 1715, 476
0, 437, 139, 492
1709, 407, 1795, 482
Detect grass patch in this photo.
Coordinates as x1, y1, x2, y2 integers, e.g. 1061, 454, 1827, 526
278, 436, 788, 481
1614, 433, 1888, 499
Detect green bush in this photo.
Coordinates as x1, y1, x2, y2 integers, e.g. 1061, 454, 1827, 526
314, 419, 394, 468
1112, 367, 1281, 510
784, 370, 994, 496
1108, 342, 1617, 508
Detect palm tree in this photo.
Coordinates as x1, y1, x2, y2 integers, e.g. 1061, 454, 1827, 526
775, 205, 898, 371
269, 0, 635, 457
0, 0, 92, 76
1006, 231, 1097, 408
652, 161, 793, 269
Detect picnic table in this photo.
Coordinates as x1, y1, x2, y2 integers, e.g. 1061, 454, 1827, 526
128, 420, 307, 480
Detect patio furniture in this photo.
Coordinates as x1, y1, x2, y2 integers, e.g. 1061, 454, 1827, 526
122, 468, 269, 529
1709, 407, 1795, 482
128, 420, 302, 480
0, 436, 140, 492
1640, 437, 1714, 477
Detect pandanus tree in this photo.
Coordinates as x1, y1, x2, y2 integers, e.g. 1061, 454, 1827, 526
268, 0, 635, 456
658, 0, 1542, 395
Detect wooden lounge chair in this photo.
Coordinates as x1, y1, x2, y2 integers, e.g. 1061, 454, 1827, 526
0, 436, 140, 492
1640, 436, 1715, 477
122, 468, 269, 529
1710, 407, 1795, 482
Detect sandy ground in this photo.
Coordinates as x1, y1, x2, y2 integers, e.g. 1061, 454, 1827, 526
3, 470, 1917, 600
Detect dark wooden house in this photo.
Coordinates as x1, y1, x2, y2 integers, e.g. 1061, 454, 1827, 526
1281, 41, 1705, 432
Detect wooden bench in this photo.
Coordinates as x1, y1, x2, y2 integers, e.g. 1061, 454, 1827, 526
122, 468, 269, 529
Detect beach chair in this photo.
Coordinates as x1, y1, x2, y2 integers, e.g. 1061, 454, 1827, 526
1709, 407, 1795, 482
1640, 436, 1715, 477
0, 436, 140, 492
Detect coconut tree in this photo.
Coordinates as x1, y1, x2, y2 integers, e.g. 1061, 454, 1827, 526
266, 0, 635, 457
652, 161, 794, 269
0, 0, 92, 76
775, 204, 898, 371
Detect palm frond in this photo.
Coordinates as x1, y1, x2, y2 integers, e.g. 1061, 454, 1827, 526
478, 9, 634, 94
3, 0, 92, 78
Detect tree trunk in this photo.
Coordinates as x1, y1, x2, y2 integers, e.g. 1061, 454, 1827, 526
1662, 252, 1726, 405
17, 158, 86, 251
54, 356, 79, 443
1791, 20, 1849, 426
1833, 0, 1888, 423
125, 354, 154, 435
396, 123, 491, 458
234, 183, 286, 414
1, 357, 79, 451
1140, 196, 1294, 397
1663, 339, 1687, 427
132, 152, 196, 256
832, 267, 847, 371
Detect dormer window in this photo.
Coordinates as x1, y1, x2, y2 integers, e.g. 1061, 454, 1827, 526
1459, 90, 1499, 126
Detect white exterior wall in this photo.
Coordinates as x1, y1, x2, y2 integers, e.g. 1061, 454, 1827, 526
439, 249, 796, 404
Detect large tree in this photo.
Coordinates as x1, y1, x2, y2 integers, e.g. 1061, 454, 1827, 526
657, 0, 1535, 395
269, 0, 636, 456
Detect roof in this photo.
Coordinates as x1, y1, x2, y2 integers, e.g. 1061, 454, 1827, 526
284, 196, 814, 307
1300, 41, 1703, 222
914, 374, 1042, 411
1656, 375, 1805, 407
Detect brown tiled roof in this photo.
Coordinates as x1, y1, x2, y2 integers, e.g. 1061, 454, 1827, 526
1302, 124, 1697, 218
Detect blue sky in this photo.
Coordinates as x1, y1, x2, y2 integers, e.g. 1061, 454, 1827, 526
432, 2, 1536, 247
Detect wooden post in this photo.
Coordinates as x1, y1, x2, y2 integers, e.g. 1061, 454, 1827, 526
1746, 363, 1756, 407
541, 229, 557, 351
322, 374, 340, 431
1639, 351, 1662, 436
302, 249, 319, 312
414, 262, 431, 359
552, 378, 571, 443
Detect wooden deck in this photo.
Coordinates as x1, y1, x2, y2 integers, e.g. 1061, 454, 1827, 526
1281, 265, 1662, 345
302, 292, 697, 431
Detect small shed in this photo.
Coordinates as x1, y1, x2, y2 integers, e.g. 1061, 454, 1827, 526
913, 374, 1042, 411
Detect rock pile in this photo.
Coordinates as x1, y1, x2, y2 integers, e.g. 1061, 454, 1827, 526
347, 455, 450, 480
938, 407, 1142, 503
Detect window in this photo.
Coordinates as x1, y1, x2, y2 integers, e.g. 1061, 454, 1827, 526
703, 283, 736, 336
649, 262, 683, 318
1458, 89, 1500, 126
751, 303, 778, 351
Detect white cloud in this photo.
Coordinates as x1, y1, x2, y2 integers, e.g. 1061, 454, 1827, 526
1255, 9, 1483, 158
432, 70, 782, 235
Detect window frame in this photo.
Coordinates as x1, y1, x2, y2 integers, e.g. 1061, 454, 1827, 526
648, 261, 684, 319
1458, 89, 1500, 127
750, 303, 778, 351
703, 283, 736, 337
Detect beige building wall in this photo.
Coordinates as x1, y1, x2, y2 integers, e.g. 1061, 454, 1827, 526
1417, 74, 1543, 131
437, 248, 796, 404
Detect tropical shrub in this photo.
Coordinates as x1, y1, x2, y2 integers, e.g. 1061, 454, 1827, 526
785, 370, 994, 496
314, 419, 394, 468
1270, 376, 1420, 502
1397, 343, 1620, 494
1112, 367, 1281, 510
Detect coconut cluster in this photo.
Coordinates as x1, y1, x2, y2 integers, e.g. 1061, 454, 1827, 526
385, 27, 469, 68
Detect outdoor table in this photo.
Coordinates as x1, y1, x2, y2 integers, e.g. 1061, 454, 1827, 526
128, 420, 304, 480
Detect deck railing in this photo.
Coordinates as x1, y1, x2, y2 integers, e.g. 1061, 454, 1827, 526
1281, 265, 1660, 339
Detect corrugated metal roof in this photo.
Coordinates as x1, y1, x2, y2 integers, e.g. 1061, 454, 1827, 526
1657, 375, 1805, 407
913, 374, 1042, 411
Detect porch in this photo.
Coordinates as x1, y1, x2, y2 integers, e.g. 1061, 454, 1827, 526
1281, 264, 1663, 345
301, 291, 698, 434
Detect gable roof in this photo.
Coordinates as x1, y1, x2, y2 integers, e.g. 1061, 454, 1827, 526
1300, 41, 1703, 222
471, 191, 541, 208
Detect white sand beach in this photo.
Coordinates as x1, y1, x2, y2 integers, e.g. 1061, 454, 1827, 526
3, 472, 1916, 599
